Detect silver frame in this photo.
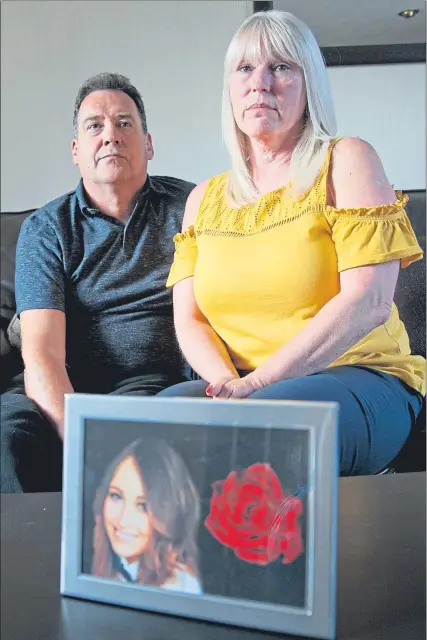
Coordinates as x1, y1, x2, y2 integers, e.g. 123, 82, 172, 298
60, 394, 339, 639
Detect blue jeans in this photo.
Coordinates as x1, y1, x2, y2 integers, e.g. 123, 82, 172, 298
157, 365, 423, 476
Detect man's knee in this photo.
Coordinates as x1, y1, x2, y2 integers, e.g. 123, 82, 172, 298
2, 392, 46, 439
1, 392, 62, 493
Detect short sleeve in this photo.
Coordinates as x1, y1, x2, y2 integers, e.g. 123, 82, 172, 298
324, 193, 423, 272
166, 226, 198, 288
15, 214, 66, 315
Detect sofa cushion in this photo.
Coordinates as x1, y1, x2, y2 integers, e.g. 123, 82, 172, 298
1, 211, 35, 334
394, 191, 426, 358
0, 211, 34, 389
7, 314, 21, 350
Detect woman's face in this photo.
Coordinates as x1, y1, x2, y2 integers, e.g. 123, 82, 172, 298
228, 56, 307, 142
103, 455, 152, 563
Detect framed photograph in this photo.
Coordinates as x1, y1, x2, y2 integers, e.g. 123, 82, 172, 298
60, 394, 339, 639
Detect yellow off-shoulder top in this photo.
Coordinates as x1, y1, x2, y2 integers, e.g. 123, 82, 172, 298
167, 141, 425, 395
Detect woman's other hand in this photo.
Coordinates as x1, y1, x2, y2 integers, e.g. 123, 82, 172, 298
206, 373, 264, 399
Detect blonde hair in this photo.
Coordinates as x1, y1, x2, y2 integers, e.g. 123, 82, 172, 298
222, 10, 337, 207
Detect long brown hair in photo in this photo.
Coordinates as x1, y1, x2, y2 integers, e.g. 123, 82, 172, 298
91, 437, 201, 586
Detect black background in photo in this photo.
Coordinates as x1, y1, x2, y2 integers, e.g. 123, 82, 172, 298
82, 419, 309, 608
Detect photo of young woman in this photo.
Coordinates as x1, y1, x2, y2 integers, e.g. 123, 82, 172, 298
90, 437, 203, 595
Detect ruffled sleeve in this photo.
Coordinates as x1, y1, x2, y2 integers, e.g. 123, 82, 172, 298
324, 192, 423, 272
166, 226, 198, 288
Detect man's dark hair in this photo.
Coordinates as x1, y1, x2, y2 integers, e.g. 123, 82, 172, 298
73, 72, 148, 137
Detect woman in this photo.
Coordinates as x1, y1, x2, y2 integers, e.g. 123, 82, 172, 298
158, 10, 425, 476
91, 437, 202, 594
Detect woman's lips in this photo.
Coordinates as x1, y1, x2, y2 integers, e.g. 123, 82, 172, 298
248, 104, 274, 110
114, 528, 138, 541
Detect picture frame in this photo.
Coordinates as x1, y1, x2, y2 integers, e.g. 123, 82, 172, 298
60, 394, 339, 639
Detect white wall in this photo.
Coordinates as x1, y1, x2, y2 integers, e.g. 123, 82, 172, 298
1, 0, 251, 211
1, 1, 425, 211
329, 63, 426, 191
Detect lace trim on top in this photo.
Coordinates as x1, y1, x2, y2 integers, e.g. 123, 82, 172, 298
325, 192, 409, 221
191, 171, 410, 238
172, 224, 196, 245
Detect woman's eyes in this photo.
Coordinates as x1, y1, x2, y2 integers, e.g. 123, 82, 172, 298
273, 63, 292, 72
237, 63, 292, 73
107, 491, 147, 512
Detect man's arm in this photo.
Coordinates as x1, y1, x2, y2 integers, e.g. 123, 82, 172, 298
15, 211, 71, 434
21, 309, 73, 439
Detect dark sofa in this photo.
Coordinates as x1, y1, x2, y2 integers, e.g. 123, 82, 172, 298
1, 193, 426, 472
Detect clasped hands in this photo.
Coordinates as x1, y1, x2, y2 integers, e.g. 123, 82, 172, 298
205, 373, 265, 399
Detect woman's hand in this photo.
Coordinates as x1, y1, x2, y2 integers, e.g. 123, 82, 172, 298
206, 374, 240, 398
206, 373, 264, 399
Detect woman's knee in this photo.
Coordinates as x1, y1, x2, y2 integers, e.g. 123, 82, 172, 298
157, 380, 209, 398
248, 373, 350, 403
246, 369, 413, 476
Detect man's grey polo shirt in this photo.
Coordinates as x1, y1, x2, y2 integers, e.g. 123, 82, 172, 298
15, 175, 195, 392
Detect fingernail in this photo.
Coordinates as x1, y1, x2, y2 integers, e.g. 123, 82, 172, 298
206, 385, 213, 395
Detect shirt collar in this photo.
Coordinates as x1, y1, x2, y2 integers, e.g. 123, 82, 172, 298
119, 557, 140, 582
75, 179, 94, 216
76, 174, 166, 217
142, 174, 167, 195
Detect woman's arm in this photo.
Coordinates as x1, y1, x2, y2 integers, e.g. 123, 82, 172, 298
249, 260, 398, 387
209, 138, 401, 398
173, 181, 239, 384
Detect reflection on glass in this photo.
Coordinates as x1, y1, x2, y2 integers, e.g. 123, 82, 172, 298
90, 438, 203, 594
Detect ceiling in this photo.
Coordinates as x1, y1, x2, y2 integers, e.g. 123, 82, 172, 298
272, 0, 426, 46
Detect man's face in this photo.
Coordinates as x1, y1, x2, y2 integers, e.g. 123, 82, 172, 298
71, 90, 153, 187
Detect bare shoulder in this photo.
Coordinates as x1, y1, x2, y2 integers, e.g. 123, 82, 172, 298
182, 178, 212, 230
329, 137, 397, 209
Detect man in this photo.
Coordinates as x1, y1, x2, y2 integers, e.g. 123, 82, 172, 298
1, 73, 195, 493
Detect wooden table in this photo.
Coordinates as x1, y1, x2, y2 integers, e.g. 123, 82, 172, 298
1, 473, 425, 640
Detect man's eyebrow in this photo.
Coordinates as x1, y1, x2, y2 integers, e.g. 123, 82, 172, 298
82, 114, 102, 126
81, 112, 135, 126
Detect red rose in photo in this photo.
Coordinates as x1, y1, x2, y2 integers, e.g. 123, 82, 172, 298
204, 463, 303, 566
